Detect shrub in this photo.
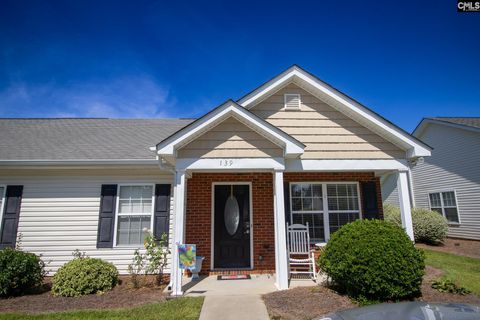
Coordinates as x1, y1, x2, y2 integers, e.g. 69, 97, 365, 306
319, 219, 425, 301
52, 253, 119, 297
432, 278, 471, 295
384, 204, 448, 244
144, 231, 169, 286
127, 249, 146, 288
0, 247, 45, 297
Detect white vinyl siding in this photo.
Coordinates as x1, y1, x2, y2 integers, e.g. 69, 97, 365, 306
411, 123, 480, 239
0, 168, 174, 274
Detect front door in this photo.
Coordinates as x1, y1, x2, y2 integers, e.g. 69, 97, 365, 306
213, 184, 251, 269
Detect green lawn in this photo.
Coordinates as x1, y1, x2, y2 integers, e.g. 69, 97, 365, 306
423, 249, 480, 296
0, 297, 204, 320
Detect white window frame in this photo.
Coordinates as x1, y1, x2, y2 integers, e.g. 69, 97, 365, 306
0, 185, 6, 235
284, 93, 301, 110
428, 189, 461, 225
113, 183, 155, 247
289, 182, 362, 243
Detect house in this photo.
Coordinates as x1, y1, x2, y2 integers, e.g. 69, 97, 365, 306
0, 65, 431, 295
382, 117, 480, 240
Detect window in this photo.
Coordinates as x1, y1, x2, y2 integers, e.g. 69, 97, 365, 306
290, 183, 324, 242
327, 184, 360, 234
429, 191, 459, 223
116, 185, 154, 246
290, 182, 361, 242
284, 93, 301, 109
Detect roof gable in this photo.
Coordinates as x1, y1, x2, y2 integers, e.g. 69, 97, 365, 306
154, 100, 305, 163
414, 117, 480, 137
238, 65, 431, 158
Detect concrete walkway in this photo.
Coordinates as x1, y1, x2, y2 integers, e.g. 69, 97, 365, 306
183, 274, 318, 320
184, 274, 274, 320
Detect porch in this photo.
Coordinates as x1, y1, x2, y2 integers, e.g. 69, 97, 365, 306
169, 166, 414, 296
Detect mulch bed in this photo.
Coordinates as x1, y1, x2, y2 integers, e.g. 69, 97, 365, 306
263, 266, 480, 320
416, 238, 480, 258
0, 276, 167, 314
263, 286, 356, 320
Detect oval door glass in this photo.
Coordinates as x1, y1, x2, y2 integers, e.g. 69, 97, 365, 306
224, 195, 240, 235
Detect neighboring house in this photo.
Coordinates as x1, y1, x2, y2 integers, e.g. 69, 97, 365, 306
382, 117, 480, 240
0, 65, 431, 295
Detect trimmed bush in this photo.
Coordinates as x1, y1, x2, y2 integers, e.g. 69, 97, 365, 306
384, 204, 448, 244
52, 257, 119, 297
0, 247, 45, 297
319, 219, 424, 301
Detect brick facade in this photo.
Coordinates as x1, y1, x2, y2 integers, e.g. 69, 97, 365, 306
185, 172, 276, 274
283, 172, 384, 220
185, 171, 383, 274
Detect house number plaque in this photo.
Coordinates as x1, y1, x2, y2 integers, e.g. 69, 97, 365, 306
219, 159, 234, 167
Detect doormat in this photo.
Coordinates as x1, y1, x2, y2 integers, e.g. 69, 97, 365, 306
217, 275, 251, 280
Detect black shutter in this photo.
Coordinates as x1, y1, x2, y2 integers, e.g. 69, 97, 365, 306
361, 181, 379, 220
154, 184, 171, 242
96, 184, 117, 248
0, 185, 23, 249
284, 181, 291, 225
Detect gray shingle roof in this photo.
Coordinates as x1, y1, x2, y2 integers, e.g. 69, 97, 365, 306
0, 118, 193, 161
430, 117, 480, 130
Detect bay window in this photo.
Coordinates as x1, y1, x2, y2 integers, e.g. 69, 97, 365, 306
115, 185, 154, 246
290, 182, 361, 242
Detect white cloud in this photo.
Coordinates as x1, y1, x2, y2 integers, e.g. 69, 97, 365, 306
0, 75, 175, 118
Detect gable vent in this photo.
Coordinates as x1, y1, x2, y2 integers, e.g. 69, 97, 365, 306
284, 94, 301, 109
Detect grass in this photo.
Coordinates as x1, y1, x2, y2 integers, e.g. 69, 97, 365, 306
0, 297, 204, 320
423, 249, 480, 296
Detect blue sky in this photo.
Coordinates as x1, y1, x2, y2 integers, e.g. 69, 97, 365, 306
0, 0, 479, 132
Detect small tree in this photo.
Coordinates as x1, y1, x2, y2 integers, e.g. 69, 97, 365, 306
127, 249, 146, 288
144, 232, 169, 286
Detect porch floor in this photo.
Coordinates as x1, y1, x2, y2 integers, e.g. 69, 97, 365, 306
183, 274, 318, 297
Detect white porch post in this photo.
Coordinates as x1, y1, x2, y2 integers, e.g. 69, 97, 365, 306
171, 170, 187, 296
397, 170, 414, 241
273, 170, 289, 290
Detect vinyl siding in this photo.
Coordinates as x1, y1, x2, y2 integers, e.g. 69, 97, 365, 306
381, 172, 400, 206
0, 168, 174, 274
177, 117, 283, 158
251, 83, 406, 159
412, 124, 480, 240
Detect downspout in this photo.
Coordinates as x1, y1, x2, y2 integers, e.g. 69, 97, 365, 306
150, 147, 175, 290
407, 168, 416, 207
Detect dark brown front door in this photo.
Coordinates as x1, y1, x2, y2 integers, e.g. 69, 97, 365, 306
213, 184, 251, 269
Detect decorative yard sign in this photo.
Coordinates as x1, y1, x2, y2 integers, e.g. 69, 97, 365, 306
178, 244, 196, 270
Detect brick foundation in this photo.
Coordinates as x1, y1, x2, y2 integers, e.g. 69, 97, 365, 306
185, 171, 383, 275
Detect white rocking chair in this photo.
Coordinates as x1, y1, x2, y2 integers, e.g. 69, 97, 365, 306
286, 223, 317, 280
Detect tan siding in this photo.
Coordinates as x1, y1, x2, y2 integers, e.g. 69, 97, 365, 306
251, 83, 406, 159
177, 117, 283, 158
0, 168, 174, 274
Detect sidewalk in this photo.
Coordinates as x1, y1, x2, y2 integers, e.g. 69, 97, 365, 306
184, 274, 275, 320
183, 274, 318, 320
